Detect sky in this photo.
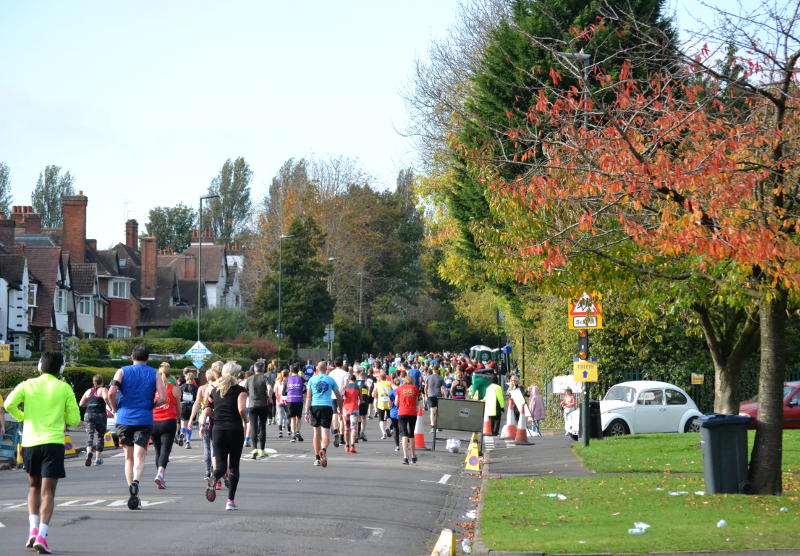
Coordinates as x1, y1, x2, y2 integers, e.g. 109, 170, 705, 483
0, 0, 761, 248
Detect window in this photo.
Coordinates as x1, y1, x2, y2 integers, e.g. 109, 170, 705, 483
55, 289, 66, 313
95, 301, 103, 318
27, 284, 37, 307
78, 296, 92, 316
107, 326, 130, 338
111, 280, 129, 299
637, 389, 664, 406
665, 389, 688, 405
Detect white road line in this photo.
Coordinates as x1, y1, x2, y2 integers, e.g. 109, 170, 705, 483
57, 500, 106, 507
0, 521, 5, 527
363, 526, 384, 539
438, 474, 451, 485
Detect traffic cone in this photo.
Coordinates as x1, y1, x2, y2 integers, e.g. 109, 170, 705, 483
513, 412, 530, 445
482, 413, 493, 436
500, 400, 517, 439
64, 435, 76, 455
414, 405, 428, 450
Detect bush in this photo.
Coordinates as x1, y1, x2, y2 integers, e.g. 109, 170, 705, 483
62, 367, 118, 397
0, 365, 39, 389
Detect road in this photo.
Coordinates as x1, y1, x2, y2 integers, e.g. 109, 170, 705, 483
0, 418, 474, 556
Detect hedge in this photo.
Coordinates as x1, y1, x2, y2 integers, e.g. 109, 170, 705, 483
70, 338, 262, 361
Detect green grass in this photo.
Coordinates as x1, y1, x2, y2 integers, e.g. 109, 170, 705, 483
481, 475, 800, 554
573, 430, 800, 474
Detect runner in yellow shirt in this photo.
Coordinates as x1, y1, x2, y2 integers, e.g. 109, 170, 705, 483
374, 372, 393, 440
4, 352, 81, 554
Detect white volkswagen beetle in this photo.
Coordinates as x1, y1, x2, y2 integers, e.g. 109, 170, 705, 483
566, 380, 703, 438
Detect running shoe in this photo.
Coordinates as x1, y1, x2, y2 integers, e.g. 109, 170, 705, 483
313, 459, 321, 466
154, 474, 166, 489
206, 477, 217, 502
430, 427, 436, 433
394, 446, 400, 452
411, 456, 418, 464
402, 457, 409, 465
26, 528, 38, 548
95, 457, 103, 465
381, 434, 387, 440
251, 449, 258, 460
223, 473, 230, 489
359, 432, 368, 441
225, 499, 238, 511
259, 450, 268, 459
333, 433, 339, 447
290, 435, 296, 443
185, 441, 192, 449
295, 432, 304, 442
177, 433, 185, 447
215, 481, 222, 490
244, 440, 252, 448
386, 430, 393, 437
85, 452, 93, 467
319, 450, 327, 468
350, 446, 357, 454
278, 431, 283, 438
128, 481, 141, 510
32, 535, 52, 554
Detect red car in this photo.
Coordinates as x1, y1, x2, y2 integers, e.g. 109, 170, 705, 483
738, 382, 800, 428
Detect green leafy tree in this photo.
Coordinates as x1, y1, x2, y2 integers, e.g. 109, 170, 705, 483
206, 157, 253, 244
145, 203, 196, 252
0, 162, 12, 216
31, 165, 75, 227
251, 215, 333, 349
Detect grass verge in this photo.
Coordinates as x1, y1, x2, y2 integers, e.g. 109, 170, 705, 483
481, 474, 799, 554
572, 430, 800, 474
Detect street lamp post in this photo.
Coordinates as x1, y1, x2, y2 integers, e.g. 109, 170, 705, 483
557, 49, 592, 448
277, 234, 294, 363
197, 194, 220, 342
327, 257, 336, 361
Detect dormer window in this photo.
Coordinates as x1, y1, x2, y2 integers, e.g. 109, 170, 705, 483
111, 280, 129, 299
119, 258, 127, 269
27, 284, 37, 307
55, 289, 66, 313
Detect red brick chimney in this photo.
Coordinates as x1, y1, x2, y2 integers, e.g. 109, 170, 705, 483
62, 192, 88, 263
183, 253, 196, 280
10, 206, 24, 226
24, 212, 42, 235
140, 235, 157, 299
0, 217, 15, 248
125, 219, 138, 250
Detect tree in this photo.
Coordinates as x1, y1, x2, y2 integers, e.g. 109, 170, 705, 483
0, 163, 12, 216
144, 203, 196, 252
31, 165, 75, 227
206, 157, 252, 244
485, 2, 800, 493
251, 215, 333, 349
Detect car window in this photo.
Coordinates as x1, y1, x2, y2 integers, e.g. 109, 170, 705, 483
665, 389, 687, 405
605, 385, 636, 403
790, 389, 800, 405
637, 389, 663, 406
784, 385, 796, 401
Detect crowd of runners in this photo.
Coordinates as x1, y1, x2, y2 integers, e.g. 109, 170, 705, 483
2, 345, 527, 554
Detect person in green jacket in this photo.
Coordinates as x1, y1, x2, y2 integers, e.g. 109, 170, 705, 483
4, 351, 81, 554
483, 381, 505, 436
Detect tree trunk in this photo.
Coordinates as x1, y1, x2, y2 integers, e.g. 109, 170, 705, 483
711, 357, 743, 414
748, 288, 787, 495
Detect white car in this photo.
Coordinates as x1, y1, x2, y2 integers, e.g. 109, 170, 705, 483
566, 380, 703, 437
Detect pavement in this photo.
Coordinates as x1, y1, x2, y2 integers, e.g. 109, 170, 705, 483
0, 418, 482, 556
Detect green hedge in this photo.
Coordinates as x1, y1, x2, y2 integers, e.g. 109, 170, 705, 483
0, 365, 39, 389
75, 358, 198, 369
71, 338, 260, 361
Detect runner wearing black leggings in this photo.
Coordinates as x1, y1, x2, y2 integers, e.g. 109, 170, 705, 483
152, 365, 180, 489
204, 362, 248, 511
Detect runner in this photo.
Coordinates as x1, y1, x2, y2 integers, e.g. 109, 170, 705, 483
204, 362, 248, 511
395, 375, 420, 464
108, 344, 166, 510
450, 370, 467, 399
374, 371, 393, 439
341, 374, 360, 453
275, 369, 289, 439
245, 359, 271, 459
4, 352, 81, 554
304, 361, 342, 467
78, 374, 108, 466
284, 368, 305, 442
327, 358, 349, 448
355, 369, 373, 441
152, 364, 180, 489
189, 365, 220, 482
178, 367, 199, 449
425, 367, 445, 432
388, 376, 401, 452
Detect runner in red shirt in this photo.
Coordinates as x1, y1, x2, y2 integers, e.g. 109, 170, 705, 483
152, 365, 180, 489
341, 375, 361, 453
395, 376, 420, 464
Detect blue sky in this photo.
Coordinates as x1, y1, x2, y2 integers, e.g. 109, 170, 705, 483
0, 0, 758, 248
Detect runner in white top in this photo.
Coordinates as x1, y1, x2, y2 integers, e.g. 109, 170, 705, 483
327, 358, 349, 448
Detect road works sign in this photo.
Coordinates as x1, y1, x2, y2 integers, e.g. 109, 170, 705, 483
568, 292, 603, 330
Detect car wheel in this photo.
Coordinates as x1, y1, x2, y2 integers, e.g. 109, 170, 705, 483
604, 419, 629, 437
684, 417, 701, 433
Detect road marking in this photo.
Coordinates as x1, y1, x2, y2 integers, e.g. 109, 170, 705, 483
107, 499, 170, 507
0, 521, 5, 527
363, 526, 384, 539
438, 474, 451, 485
58, 499, 106, 507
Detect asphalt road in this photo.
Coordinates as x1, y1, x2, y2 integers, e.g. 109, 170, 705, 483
0, 419, 475, 556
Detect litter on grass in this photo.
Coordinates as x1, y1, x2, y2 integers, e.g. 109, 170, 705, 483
780, 507, 789, 513
694, 491, 705, 496
717, 519, 727, 528
633, 522, 651, 530
668, 491, 689, 496
544, 493, 567, 500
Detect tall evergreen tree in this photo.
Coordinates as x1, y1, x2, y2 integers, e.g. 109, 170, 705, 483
206, 157, 252, 244
31, 165, 75, 228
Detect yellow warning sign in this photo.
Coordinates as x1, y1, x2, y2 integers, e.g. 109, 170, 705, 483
464, 433, 481, 472
64, 435, 76, 455
573, 360, 598, 382
0, 343, 10, 362
103, 431, 115, 448
691, 373, 704, 385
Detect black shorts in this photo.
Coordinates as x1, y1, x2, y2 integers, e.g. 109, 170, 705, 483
287, 402, 304, 419
23, 444, 66, 479
358, 402, 370, 415
376, 408, 391, 421
398, 415, 417, 438
428, 396, 439, 408
310, 406, 333, 429
116, 424, 152, 448
180, 403, 193, 421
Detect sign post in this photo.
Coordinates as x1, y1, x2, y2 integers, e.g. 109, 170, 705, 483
184, 341, 213, 370
568, 292, 603, 447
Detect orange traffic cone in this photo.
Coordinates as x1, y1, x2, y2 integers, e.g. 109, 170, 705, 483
513, 412, 530, 445
482, 412, 493, 436
414, 405, 428, 450
500, 400, 517, 439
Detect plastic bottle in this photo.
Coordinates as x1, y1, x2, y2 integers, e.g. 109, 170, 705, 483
461, 539, 472, 553
628, 528, 645, 535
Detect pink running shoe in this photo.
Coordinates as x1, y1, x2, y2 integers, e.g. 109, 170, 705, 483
33, 535, 52, 554
26, 528, 38, 548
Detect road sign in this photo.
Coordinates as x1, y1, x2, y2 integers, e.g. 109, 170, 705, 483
573, 359, 598, 382
691, 373, 704, 385
323, 326, 335, 343
185, 341, 212, 369
568, 292, 603, 330
0, 343, 9, 362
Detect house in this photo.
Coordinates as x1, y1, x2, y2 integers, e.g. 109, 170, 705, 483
0, 252, 32, 357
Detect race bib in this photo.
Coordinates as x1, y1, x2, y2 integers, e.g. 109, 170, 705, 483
182, 392, 194, 403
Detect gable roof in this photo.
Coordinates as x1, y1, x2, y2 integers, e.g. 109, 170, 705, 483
24, 246, 62, 328
0, 254, 27, 287
138, 267, 193, 327
182, 244, 225, 283
71, 263, 98, 295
